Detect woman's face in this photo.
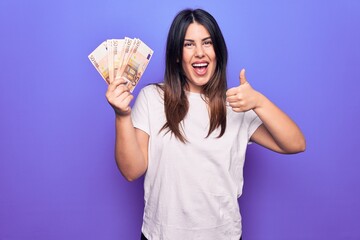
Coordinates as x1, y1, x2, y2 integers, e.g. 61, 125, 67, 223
182, 22, 216, 93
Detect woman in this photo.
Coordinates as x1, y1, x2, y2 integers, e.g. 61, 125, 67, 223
106, 8, 305, 240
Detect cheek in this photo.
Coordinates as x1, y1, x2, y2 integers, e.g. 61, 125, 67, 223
182, 54, 193, 68
211, 56, 217, 70
181, 60, 190, 71
210, 50, 216, 61
181, 61, 192, 78
205, 48, 216, 61
182, 49, 193, 61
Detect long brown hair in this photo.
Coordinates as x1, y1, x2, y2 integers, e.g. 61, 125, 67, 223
159, 9, 228, 143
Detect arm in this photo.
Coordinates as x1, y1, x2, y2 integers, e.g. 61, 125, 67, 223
106, 78, 148, 181
250, 94, 306, 153
226, 69, 306, 154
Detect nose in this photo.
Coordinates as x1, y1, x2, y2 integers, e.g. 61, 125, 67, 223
195, 45, 204, 58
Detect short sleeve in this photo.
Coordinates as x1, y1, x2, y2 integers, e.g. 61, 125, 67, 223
245, 110, 263, 140
131, 88, 150, 135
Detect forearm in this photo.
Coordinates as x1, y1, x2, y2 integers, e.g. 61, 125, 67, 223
254, 92, 306, 153
114, 114, 148, 181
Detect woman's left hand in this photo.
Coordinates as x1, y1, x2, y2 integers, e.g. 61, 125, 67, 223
226, 69, 306, 153
226, 69, 262, 112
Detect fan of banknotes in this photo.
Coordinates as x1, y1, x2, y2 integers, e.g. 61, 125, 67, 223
88, 38, 154, 92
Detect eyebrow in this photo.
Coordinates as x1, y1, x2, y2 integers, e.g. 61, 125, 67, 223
184, 37, 212, 42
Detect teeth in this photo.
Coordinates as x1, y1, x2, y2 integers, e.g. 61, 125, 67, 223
192, 63, 208, 67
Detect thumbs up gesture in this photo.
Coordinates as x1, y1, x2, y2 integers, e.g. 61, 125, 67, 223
226, 69, 262, 112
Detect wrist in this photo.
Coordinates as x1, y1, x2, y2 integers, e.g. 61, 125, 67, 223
254, 91, 267, 110
115, 110, 131, 121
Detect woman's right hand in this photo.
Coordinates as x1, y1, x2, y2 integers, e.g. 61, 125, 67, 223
105, 78, 134, 116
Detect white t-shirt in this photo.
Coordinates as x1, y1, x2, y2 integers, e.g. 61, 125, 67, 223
131, 85, 262, 240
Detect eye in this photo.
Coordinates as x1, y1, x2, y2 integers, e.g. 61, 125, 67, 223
184, 42, 194, 48
203, 40, 213, 47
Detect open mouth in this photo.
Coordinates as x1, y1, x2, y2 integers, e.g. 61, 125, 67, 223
192, 62, 208, 76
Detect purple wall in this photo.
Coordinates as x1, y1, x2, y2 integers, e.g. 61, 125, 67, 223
1, 0, 359, 239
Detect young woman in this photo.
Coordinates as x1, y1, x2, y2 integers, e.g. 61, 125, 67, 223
106, 8, 305, 240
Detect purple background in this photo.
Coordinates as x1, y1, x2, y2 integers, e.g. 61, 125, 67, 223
1, 0, 359, 239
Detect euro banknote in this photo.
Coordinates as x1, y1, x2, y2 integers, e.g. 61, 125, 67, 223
88, 41, 109, 84
88, 37, 153, 92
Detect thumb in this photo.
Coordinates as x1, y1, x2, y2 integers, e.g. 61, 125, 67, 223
239, 68, 247, 85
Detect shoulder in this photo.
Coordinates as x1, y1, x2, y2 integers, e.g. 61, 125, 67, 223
244, 109, 259, 120
227, 108, 260, 125
135, 84, 164, 105
139, 84, 164, 97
